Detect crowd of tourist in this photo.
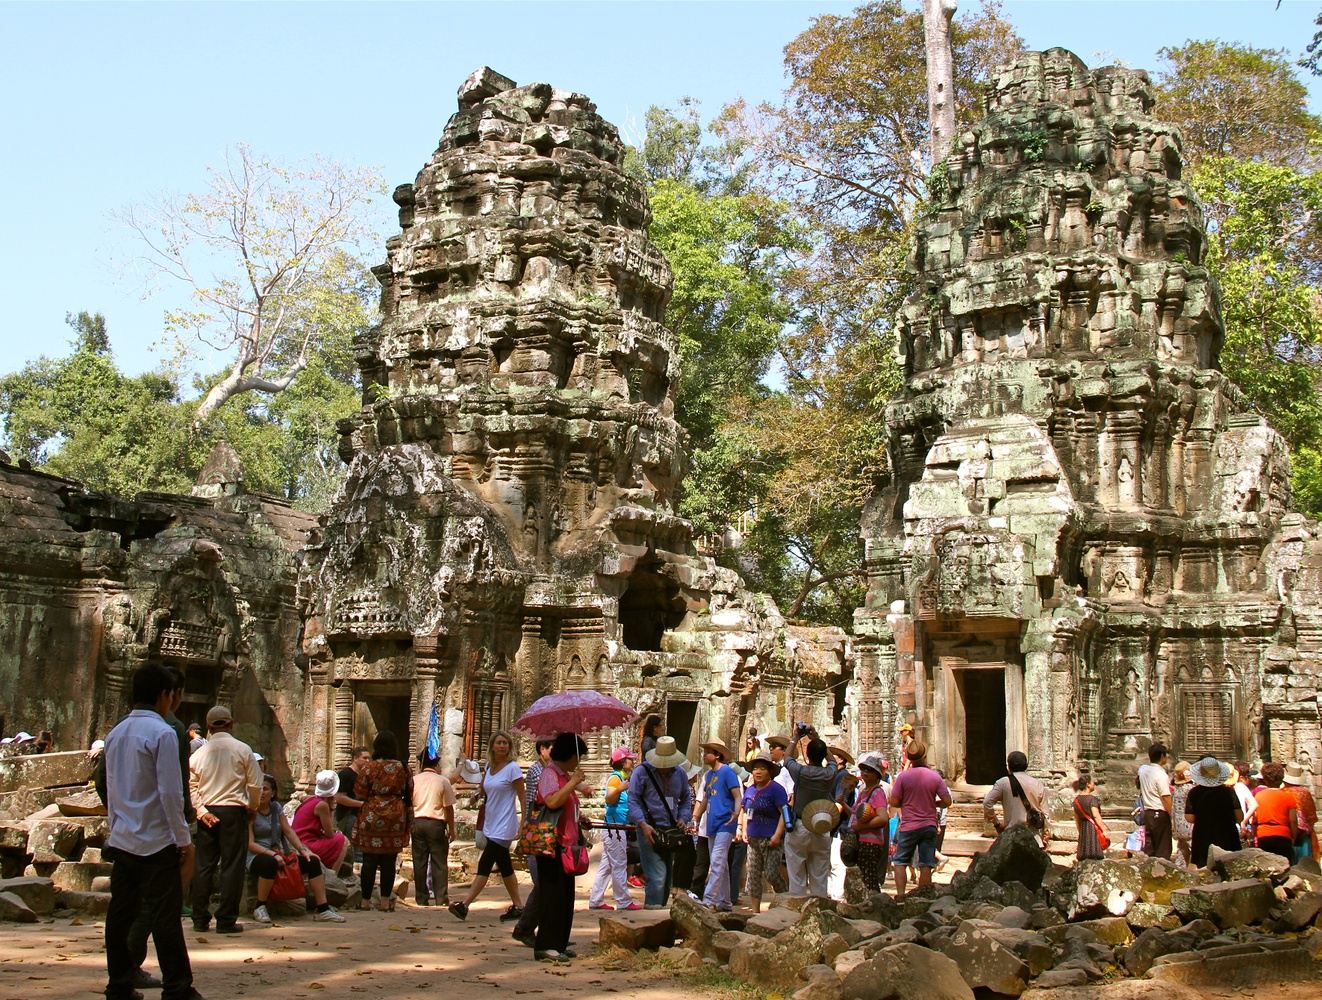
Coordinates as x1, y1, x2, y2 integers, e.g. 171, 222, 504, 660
86, 658, 1320, 993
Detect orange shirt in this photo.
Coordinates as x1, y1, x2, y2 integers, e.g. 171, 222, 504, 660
1254, 787, 1296, 838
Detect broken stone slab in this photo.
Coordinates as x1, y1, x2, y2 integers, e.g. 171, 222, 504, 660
0, 750, 96, 794
992, 905, 1031, 929
0, 820, 29, 851
1207, 845, 1292, 882
979, 927, 1053, 976
792, 963, 844, 1000
1274, 889, 1322, 931
54, 788, 106, 817
1056, 858, 1142, 919
1029, 969, 1088, 989
1064, 915, 1133, 946
1020, 982, 1203, 1000
713, 928, 757, 962
1124, 900, 1179, 930
658, 945, 703, 969
1135, 856, 1201, 904
965, 825, 1051, 891
670, 891, 727, 959
933, 920, 1030, 996
598, 909, 676, 951
0, 876, 54, 914
746, 905, 801, 937
91, 876, 110, 893
320, 870, 351, 908
1121, 927, 1179, 976
457, 67, 517, 109
1169, 878, 1276, 927
839, 942, 974, 1000
50, 860, 112, 892
0, 889, 38, 922
838, 891, 901, 927
1147, 940, 1312, 987
26, 819, 84, 863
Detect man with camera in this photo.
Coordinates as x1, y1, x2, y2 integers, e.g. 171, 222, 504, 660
627, 735, 695, 909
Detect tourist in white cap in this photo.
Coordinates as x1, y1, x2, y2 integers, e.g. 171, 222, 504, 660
248, 773, 346, 924
291, 766, 352, 875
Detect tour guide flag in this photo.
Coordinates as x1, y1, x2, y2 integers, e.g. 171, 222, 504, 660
426, 703, 441, 759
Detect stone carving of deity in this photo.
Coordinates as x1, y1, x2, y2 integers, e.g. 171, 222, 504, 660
1122, 668, 1143, 726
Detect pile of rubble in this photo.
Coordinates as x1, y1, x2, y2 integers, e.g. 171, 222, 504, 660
600, 827, 1322, 999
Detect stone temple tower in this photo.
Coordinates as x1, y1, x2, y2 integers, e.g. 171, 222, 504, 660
299, 69, 845, 777
853, 49, 1322, 794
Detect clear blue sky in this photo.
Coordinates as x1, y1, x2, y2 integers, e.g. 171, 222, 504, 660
2, 0, 1320, 379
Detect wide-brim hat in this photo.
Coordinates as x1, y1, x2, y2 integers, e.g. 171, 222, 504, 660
700, 739, 731, 761
456, 758, 483, 784
1192, 757, 1231, 787
1285, 762, 1309, 786
681, 760, 702, 781
765, 735, 791, 750
314, 768, 340, 798
1224, 766, 1241, 787
800, 798, 839, 835
857, 752, 885, 777
1172, 760, 1192, 785
746, 754, 781, 778
646, 735, 688, 769
828, 745, 854, 765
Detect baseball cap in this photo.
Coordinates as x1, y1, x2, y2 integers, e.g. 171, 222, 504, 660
205, 706, 233, 726
610, 746, 636, 764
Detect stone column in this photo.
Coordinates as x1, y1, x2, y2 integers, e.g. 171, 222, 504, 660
304, 667, 335, 785
332, 682, 353, 769
412, 663, 438, 764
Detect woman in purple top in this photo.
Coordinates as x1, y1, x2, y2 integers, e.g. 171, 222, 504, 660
852, 754, 891, 891
737, 754, 788, 912
886, 740, 952, 898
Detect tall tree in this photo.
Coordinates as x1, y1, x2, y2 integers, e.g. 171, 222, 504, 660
123, 145, 383, 429
923, 0, 959, 164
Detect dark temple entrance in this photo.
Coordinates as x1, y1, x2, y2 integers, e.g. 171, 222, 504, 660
666, 698, 700, 760
353, 682, 412, 751
960, 668, 1007, 784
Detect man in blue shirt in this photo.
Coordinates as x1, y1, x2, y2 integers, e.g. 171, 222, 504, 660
103, 663, 200, 1000
627, 736, 694, 909
694, 740, 742, 911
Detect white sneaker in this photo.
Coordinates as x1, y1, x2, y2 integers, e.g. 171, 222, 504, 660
314, 907, 346, 923
253, 905, 272, 925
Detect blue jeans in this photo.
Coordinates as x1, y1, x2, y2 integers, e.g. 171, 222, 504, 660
638, 834, 672, 907
703, 831, 735, 909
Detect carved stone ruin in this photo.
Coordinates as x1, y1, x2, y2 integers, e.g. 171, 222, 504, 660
853, 49, 1322, 797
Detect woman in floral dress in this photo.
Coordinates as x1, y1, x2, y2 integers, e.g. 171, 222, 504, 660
353, 730, 412, 911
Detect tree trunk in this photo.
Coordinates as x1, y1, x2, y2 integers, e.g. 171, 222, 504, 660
923, 0, 958, 165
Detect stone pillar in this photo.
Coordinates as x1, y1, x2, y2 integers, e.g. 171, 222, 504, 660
412, 663, 438, 764
332, 682, 353, 770
305, 668, 334, 784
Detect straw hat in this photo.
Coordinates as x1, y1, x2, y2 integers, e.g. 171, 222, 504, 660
799, 798, 839, 835
1223, 766, 1241, 787
1192, 756, 1231, 787
456, 757, 483, 784
905, 738, 928, 762
646, 735, 688, 769
765, 735, 791, 750
314, 769, 340, 798
828, 745, 855, 765
746, 753, 781, 778
700, 739, 731, 762
1172, 760, 1192, 785
1284, 762, 1309, 786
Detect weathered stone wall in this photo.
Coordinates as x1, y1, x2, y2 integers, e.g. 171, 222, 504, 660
855, 49, 1322, 800
0, 452, 314, 784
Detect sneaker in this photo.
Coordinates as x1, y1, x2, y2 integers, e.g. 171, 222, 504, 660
644, 903, 666, 910
447, 900, 469, 921
619, 902, 642, 911
252, 905, 272, 925
314, 907, 347, 923
499, 904, 523, 922
132, 969, 163, 989
535, 950, 569, 963
214, 923, 243, 934
191, 921, 210, 933
512, 932, 535, 948
627, 875, 644, 888
562, 948, 578, 959
588, 903, 614, 910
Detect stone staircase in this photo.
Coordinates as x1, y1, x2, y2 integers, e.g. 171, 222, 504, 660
940, 786, 1102, 860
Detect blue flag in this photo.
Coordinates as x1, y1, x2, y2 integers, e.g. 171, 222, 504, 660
425, 702, 441, 760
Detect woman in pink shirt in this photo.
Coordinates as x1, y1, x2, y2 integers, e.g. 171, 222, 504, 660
533, 732, 591, 963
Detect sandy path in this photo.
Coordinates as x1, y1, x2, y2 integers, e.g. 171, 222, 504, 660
0, 870, 688, 1000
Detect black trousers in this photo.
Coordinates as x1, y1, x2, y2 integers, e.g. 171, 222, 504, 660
691, 837, 711, 894
250, 853, 322, 882
1143, 809, 1173, 860
411, 818, 449, 903
105, 846, 193, 999
513, 853, 541, 938
191, 805, 249, 926
360, 852, 398, 898
533, 853, 575, 953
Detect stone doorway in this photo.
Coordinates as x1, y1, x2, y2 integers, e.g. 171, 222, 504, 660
353, 683, 413, 751
666, 698, 700, 760
176, 663, 223, 730
959, 668, 1008, 783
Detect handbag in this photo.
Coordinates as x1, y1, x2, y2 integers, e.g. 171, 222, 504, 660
1073, 796, 1110, 851
642, 765, 695, 855
560, 844, 590, 876
1008, 771, 1049, 838
268, 853, 305, 903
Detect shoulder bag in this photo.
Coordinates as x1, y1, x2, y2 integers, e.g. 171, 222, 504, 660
519, 768, 562, 857
1008, 771, 1049, 838
642, 765, 692, 853
1073, 796, 1110, 851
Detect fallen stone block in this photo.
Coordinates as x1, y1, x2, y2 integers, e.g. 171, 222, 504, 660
670, 891, 727, 959
1057, 859, 1142, 919
1135, 857, 1200, 904
321, 870, 351, 907
658, 945, 703, 969
1148, 942, 1312, 987
598, 909, 675, 950
26, 820, 84, 863
1021, 981, 1203, 1000
1029, 969, 1087, 988
793, 964, 844, 1000
0, 889, 38, 922
0, 751, 96, 794
1066, 916, 1132, 946
1276, 889, 1322, 931
1121, 927, 1178, 976
992, 905, 1031, 929
54, 888, 110, 915
0, 875, 54, 914
713, 928, 757, 963
1124, 900, 1178, 930
50, 860, 112, 892
934, 920, 1030, 996
980, 927, 1053, 976
0, 819, 30, 851
967, 826, 1051, 891
1169, 878, 1276, 926
54, 789, 106, 817
91, 876, 110, 893
839, 942, 974, 1000
1207, 845, 1291, 883
746, 904, 802, 938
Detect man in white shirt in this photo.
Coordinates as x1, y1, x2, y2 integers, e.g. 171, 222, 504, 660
104, 663, 199, 1000
983, 751, 1048, 833
1137, 743, 1174, 860
189, 705, 261, 933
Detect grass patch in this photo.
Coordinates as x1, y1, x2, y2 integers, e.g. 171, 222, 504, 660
591, 946, 779, 999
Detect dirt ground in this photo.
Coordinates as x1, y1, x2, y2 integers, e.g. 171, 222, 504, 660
1, 861, 1318, 1000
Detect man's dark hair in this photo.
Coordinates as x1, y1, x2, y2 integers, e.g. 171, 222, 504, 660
550, 732, 588, 763
130, 663, 176, 706
417, 751, 439, 770
187, 723, 203, 736
1148, 743, 1168, 763
352, 745, 370, 758
806, 738, 828, 766
1007, 751, 1028, 773
535, 738, 556, 752
163, 665, 185, 695
372, 730, 399, 761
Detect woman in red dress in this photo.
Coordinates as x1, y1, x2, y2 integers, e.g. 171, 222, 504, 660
353, 730, 412, 911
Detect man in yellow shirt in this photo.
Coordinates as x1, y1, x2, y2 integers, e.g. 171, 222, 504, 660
411, 752, 457, 905
188, 705, 261, 933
